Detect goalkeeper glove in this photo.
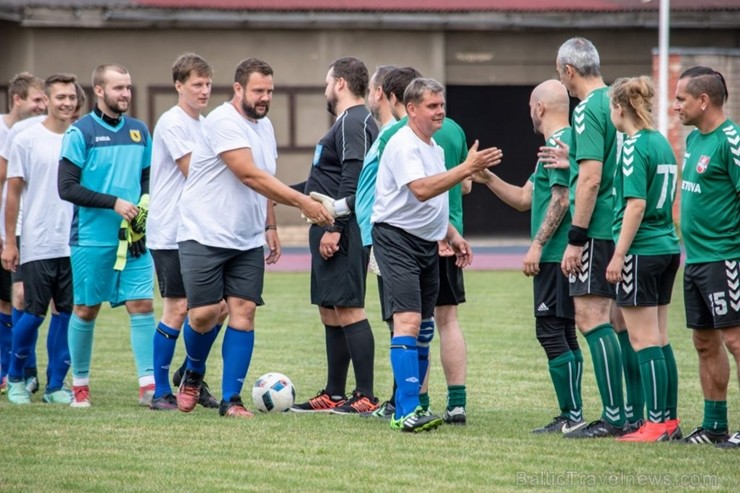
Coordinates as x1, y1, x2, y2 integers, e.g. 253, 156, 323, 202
131, 193, 149, 235
305, 192, 350, 223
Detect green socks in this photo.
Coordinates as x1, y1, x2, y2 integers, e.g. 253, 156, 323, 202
662, 344, 678, 420
636, 346, 667, 423
702, 400, 728, 432
618, 330, 644, 423
419, 392, 430, 411
584, 324, 626, 426
548, 351, 582, 421
446, 385, 466, 410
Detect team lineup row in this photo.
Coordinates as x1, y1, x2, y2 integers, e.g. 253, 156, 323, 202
0, 36, 738, 442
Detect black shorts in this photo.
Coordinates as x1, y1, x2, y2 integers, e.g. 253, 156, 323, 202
178, 240, 264, 309
309, 220, 368, 308
151, 249, 186, 299
372, 223, 439, 320
0, 265, 11, 303
436, 255, 465, 307
684, 260, 740, 330
534, 262, 574, 319
616, 253, 680, 307
21, 257, 73, 316
11, 235, 23, 283
569, 238, 616, 299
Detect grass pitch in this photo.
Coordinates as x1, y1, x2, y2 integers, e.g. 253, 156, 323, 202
1, 270, 738, 492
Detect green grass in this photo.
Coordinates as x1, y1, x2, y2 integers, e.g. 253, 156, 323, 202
2, 270, 738, 492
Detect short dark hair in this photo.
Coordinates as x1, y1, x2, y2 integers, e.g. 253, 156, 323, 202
172, 53, 212, 84
329, 57, 369, 98
382, 67, 422, 102
44, 73, 78, 96
679, 66, 728, 106
234, 58, 273, 87
8, 72, 44, 102
92, 64, 128, 88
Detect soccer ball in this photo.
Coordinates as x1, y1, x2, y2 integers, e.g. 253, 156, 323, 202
251, 372, 296, 413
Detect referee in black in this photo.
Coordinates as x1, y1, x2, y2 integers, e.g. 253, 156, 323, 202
291, 57, 380, 415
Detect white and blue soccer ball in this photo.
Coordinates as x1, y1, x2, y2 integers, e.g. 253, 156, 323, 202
251, 372, 296, 413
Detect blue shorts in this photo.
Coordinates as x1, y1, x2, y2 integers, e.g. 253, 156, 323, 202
71, 245, 154, 307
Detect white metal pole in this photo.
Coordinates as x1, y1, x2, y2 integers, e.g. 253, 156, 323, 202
658, 0, 670, 137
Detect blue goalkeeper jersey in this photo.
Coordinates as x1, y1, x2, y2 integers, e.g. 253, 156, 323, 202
60, 112, 151, 247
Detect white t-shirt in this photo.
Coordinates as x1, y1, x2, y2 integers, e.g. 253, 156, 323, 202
178, 102, 277, 250
147, 105, 204, 250
0, 115, 45, 239
371, 125, 449, 242
7, 122, 72, 263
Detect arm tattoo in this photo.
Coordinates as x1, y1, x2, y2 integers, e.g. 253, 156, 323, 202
533, 185, 569, 247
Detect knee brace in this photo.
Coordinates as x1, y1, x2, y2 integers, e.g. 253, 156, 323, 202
536, 317, 571, 361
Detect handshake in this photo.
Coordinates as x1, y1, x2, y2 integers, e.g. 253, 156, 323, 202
302, 192, 351, 224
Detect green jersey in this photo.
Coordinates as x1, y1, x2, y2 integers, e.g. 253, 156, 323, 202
568, 86, 618, 240
680, 119, 740, 264
433, 118, 469, 234
612, 129, 680, 255
529, 127, 572, 262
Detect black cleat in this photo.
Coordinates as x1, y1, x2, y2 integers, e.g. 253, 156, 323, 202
532, 415, 586, 434
681, 426, 730, 445
563, 418, 630, 439
716, 431, 740, 449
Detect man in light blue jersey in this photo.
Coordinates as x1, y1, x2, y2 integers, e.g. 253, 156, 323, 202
58, 63, 155, 408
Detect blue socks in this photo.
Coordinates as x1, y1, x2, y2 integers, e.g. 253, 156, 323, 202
130, 313, 155, 379
221, 327, 254, 401
8, 313, 44, 381
390, 335, 420, 418
47, 313, 71, 392
0, 312, 12, 379
68, 314, 95, 380
183, 319, 219, 375
153, 321, 180, 398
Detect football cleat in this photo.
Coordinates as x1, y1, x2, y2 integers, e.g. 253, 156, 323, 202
563, 418, 630, 439
25, 375, 40, 395
290, 389, 346, 413
177, 370, 203, 413
219, 395, 254, 419
681, 426, 730, 445
43, 389, 73, 404
331, 391, 379, 415
70, 385, 91, 408
149, 393, 178, 410
716, 431, 740, 449
617, 421, 669, 442
390, 406, 444, 433
7, 379, 31, 404
198, 381, 220, 409
138, 384, 155, 407
361, 400, 395, 419
532, 415, 586, 434
443, 406, 468, 426
661, 418, 683, 441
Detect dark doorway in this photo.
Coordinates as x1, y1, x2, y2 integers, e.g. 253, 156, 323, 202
446, 85, 540, 238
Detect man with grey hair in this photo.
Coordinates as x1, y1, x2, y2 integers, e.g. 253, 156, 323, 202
541, 37, 634, 438
371, 77, 501, 432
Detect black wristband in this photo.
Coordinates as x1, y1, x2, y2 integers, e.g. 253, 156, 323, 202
265, 225, 277, 231
567, 226, 589, 247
